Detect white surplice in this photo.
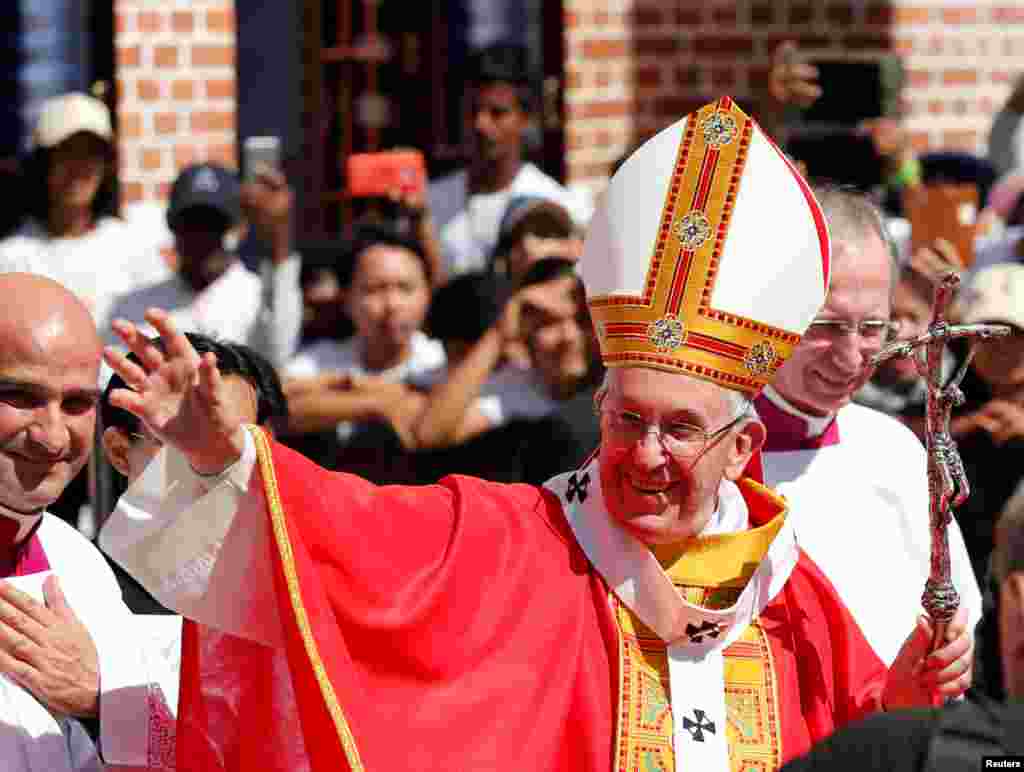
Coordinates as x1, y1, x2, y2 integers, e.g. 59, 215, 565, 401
758, 388, 982, 665
1, 514, 181, 772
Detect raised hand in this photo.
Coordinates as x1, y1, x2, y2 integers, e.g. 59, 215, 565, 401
104, 308, 247, 475
768, 42, 822, 109
241, 166, 294, 263
910, 238, 965, 277
975, 399, 1024, 445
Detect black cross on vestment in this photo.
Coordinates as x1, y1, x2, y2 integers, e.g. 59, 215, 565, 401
566, 472, 590, 503
682, 709, 716, 742
685, 620, 723, 644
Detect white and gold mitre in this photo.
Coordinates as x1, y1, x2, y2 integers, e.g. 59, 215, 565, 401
580, 96, 831, 396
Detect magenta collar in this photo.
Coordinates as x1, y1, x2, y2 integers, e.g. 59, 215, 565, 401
0, 516, 50, 577
755, 391, 840, 452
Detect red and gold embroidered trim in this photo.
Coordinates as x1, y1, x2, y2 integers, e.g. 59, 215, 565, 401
249, 426, 365, 771
589, 97, 800, 395
613, 584, 783, 772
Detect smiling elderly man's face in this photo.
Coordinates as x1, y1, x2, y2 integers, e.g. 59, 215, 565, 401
596, 367, 763, 545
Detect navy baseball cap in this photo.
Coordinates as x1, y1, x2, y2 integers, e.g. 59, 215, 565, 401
167, 163, 241, 230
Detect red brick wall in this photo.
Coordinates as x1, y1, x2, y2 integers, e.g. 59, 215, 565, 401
563, 1, 1022, 192
114, 0, 236, 204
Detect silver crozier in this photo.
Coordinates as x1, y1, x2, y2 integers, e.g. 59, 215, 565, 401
870, 272, 1010, 646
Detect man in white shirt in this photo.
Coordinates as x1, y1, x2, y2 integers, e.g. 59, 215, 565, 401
0, 273, 179, 771
425, 43, 591, 278
105, 162, 303, 370
283, 225, 443, 467
754, 187, 982, 666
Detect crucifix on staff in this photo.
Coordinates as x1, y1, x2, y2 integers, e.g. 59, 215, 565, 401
871, 271, 1011, 647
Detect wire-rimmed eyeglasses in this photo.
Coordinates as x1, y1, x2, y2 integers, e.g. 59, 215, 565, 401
128, 432, 163, 447
804, 318, 899, 346
599, 407, 747, 459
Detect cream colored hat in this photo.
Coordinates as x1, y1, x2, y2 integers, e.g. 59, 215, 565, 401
961, 263, 1024, 330
579, 97, 831, 396
33, 93, 113, 149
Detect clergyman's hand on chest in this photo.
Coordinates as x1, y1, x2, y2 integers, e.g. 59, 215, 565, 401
0, 575, 100, 717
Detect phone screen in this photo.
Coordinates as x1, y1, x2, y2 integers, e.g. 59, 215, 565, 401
243, 136, 281, 181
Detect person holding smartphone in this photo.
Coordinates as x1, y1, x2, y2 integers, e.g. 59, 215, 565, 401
104, 161, 303, 371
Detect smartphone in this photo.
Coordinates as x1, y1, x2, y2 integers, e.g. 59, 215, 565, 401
903, 183, 979, 268
800, 57, 904, 126
346, 150, 426, 198
243, 136, 281, 181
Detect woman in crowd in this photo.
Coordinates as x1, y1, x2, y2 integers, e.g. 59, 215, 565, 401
0, 92, 170, 327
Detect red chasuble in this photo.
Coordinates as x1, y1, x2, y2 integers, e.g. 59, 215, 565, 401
177, 431, 886, 771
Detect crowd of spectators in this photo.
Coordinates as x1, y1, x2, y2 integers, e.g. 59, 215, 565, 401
0, 34, 1018, 577
3, 41, 1024, 596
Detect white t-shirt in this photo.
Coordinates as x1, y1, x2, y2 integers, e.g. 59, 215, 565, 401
475, 364, 557, 427
286, 332, 446, 443
286, 330, 446, 386
427, 163, 593, 277
104, 257, 303, 370
0, 217, 171, 328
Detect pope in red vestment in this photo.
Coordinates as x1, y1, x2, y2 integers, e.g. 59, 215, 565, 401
160, 428, 890, 772
98, 98, 974, 772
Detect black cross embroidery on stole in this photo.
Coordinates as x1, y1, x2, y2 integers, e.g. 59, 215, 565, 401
685, 620, 723, 644
566, 472, 590, 503
682, 709, 716, 742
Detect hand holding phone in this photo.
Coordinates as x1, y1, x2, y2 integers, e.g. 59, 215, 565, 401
904, 183, 979, 268
769, 41, 822, 109
243, 136, 281, 182
346, 150, 426, 199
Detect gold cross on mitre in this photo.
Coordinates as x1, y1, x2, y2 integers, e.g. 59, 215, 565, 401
580, 97, 831, 396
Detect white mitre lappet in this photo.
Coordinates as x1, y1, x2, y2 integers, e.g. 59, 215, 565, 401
554, 96, 832, 772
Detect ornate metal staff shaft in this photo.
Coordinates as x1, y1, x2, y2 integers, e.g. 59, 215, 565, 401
870, 272, 1010, 648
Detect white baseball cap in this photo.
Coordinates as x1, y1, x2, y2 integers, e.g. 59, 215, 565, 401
33, 93, 113, 149
961, 263, 1024, 331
